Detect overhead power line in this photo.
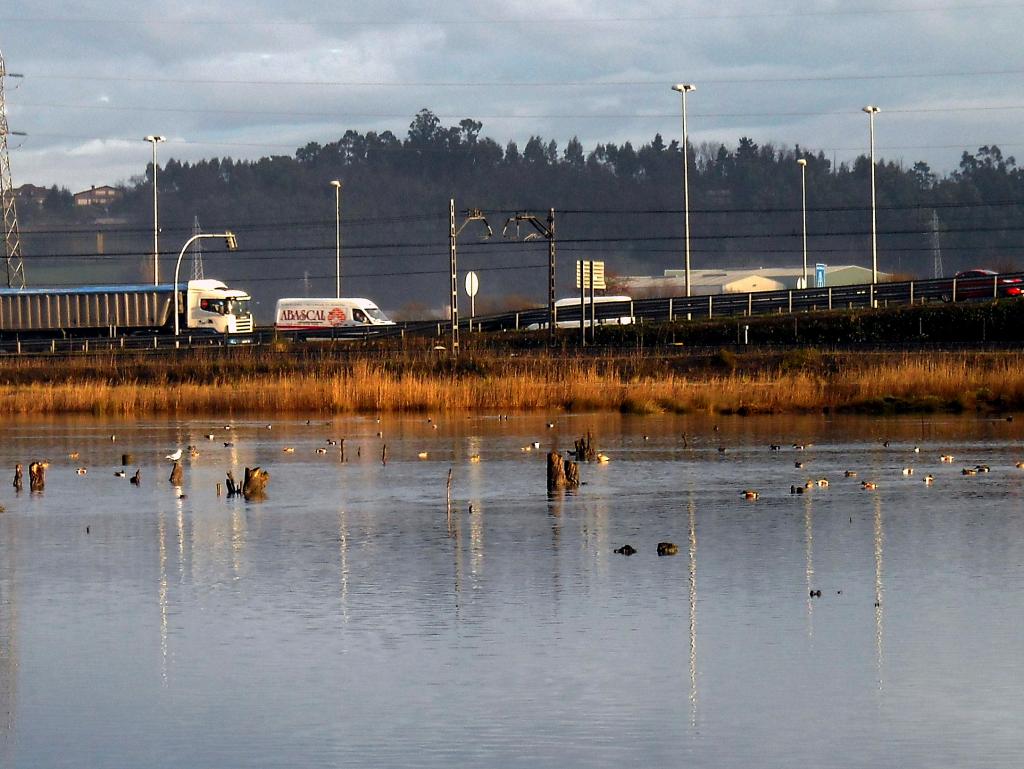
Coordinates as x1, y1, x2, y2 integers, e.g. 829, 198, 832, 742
0, 4, 1019, 26
15, 99, 1024, 121
14, 66, 1024, 89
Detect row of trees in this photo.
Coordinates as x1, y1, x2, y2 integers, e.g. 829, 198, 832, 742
17, 109, 1024, 317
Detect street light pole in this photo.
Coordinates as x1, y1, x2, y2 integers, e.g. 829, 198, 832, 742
330, 180, 342, 298
173, 231, 237, 343
797, 158, 808, 287
144, 135, 166, 285
862, 106, 880, 284
672, 83, 696, 297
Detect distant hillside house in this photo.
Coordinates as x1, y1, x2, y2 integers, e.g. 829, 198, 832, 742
621, 265, 891, 297
73, 185, 122, 207
14, 184, 50, 207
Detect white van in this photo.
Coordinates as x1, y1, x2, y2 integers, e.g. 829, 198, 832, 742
274, 298, 395, 331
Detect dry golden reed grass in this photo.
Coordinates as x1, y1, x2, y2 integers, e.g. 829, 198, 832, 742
0, 353, 1021, 415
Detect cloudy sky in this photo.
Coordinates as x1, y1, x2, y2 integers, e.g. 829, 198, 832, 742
2, 0, 1023, 193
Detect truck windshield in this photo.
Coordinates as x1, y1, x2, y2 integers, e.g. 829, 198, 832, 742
365, 306, 389, 322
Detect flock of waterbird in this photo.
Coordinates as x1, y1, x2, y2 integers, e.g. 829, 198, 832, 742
741, 438, 1024, 500
30, 417, 1024, 506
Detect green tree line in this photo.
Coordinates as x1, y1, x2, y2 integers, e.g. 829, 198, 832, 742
16, 109, 1024, 318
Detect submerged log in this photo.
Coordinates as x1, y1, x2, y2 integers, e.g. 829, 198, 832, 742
242, 467, 269, 500
169, 461, 184, 486
547, 452, 580, 492
13, 463, 22, 492
29, 461, 46, 492
573, 431, 597, 462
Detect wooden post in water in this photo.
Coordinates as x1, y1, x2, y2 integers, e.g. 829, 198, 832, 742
340, 439, 346, 463
242, 467, 269, 500
547, 452, 580, 492
169, 461, 183, 486
13, 464, 22, 492
382, 444, 387, 466
574, 431, 597, 462
121, 454, 134, 466
29, 461, 46, 492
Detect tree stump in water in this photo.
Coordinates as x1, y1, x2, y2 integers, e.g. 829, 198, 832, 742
13, 463, 23, 492
29, 461, 46, 492
574, 431, 597, 462
242, 467, 269, 500
547, 452, 580, 492
225, 471, 239, 497
169, 461, 184, 486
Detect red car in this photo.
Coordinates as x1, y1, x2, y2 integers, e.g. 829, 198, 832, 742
944, 269, 1023, 301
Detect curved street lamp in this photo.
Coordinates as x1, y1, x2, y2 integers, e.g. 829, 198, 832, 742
144, 135, 166, 285
672, 83, 696, 297
862, 106, 880, 285
173, 232, 237, 343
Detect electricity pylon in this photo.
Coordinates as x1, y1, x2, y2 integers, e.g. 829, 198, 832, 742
0, 49, 25, 288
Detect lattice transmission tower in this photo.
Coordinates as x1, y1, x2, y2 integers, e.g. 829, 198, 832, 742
0, 49, 25, 289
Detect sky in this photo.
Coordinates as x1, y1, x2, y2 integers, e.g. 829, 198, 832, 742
2, 0, 1023, 193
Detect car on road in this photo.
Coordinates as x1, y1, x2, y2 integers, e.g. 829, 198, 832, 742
943, 269, 1023, 301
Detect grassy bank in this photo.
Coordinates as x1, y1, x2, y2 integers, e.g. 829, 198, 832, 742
0, 348, 1022, 416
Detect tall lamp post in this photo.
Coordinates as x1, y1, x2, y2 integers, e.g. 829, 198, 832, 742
672, 83, 696, 297
797, 158, 808, 287
173, 231, 238, 343
144, 135, 166, 285
330, 180, 342, 297
862, 106, 880, 285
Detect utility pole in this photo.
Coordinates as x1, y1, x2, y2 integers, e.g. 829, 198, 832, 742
502, 210, 556, 346
0, 49, 25, 289
929, 209, 943, 279
449, 202, 492, 356
449, 199, 458, 354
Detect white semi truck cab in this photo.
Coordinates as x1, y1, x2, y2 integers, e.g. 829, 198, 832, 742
185, 279, 254, 334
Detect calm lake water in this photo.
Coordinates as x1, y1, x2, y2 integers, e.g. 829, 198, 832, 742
0, 412, 1022, 768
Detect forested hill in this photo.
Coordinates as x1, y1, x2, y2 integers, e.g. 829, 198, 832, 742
17, 109, 1024, 321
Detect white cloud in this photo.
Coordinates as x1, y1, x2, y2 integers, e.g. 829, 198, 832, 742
2, 0, 1023, 188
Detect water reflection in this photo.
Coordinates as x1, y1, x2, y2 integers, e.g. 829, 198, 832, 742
1, 414, 1022, 769
874, 495, 885, 692
687, 494, 698, 729
804, 495, 815, 639
158, 511, 169, 685
0, 516, 18, 766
